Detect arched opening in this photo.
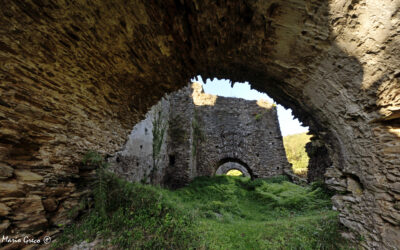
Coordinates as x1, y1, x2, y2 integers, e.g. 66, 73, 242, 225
214, 158, 254, 179
215, 161, 251, 178
1, 0, 398, 248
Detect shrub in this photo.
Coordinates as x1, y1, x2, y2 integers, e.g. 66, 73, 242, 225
253, 181, 331, 210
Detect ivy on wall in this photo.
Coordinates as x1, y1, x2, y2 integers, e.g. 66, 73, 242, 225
192, 110, 205, 157
152, 108, 167, 173
169, 114, 187, 144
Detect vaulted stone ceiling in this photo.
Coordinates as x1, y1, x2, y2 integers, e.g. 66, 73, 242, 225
0, 0, 399, 248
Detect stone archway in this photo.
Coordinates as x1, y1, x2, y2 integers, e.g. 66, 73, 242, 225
110, 83, 289, 187
0, 0, 399, 248
215, 159, 252, 178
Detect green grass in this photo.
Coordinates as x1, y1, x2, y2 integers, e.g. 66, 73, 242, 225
53, 174, 199, 249
172, 175, 347, 249
53, 153, 352, 249
54, 175, 352, 249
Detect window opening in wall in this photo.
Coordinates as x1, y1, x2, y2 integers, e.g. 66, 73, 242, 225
169, 155, 176, 166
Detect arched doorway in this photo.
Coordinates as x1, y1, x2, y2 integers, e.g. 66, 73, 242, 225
214, 158, 253, 179
215, 162, 251, 177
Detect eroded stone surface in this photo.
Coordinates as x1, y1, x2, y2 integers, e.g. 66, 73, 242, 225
0, 163, 13, 180
0, 0, 399, 248
0, 203, 11, 217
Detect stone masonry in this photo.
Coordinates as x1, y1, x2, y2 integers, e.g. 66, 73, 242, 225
0, 1, 399, 248
110, 83, 290, 187
215, 162, 251, 178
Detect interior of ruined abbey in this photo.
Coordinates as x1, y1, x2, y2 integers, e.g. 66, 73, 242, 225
109, 83, 290, 187
0, 0, 399, 249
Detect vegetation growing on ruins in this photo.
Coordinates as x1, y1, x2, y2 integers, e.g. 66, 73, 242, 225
254, 113, 262, 120
152, 108, 167, 171
191, 111, 205, 156
54, 151, 198, 249
54, 152, 351, 249
81, 151, 109, 218
168, 114, 187, 144
283, 132, 311, 177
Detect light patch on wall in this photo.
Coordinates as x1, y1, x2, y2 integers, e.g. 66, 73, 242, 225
257, 99, 274, 109
191, 82, 217, 106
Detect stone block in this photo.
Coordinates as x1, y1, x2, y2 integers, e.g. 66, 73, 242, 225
14, 170, 43, 182
0, 163, 14, 180
42, 198, 58, 212
347, 177, 363, 196
0, 180, 24, 197
0, 220, 10, 233
324, 167, 343, 178
391, 183, 400, 194
382, 225, 400, 248
0, 203, 11, 216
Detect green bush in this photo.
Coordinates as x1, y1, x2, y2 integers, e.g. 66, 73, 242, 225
253, 181, 331, 210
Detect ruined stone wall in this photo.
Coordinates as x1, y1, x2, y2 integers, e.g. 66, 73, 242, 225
0, 0, 399, 248
108, 98, 170, 185
164, 85, 197, 188
191, 83, 289, 178
110, 83, 289, 187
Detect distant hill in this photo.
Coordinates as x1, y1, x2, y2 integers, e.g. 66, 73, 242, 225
283, 133, 311, 177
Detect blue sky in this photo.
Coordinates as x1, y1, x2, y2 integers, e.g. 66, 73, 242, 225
192, 76, 309, 136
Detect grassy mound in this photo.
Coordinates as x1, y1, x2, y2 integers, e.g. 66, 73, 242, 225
172, 175, 345, 249
53, 154, 351, 249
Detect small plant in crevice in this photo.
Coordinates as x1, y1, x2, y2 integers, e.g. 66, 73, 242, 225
254, 113, 262, 120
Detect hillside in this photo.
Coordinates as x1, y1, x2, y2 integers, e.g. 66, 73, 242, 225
283, 132, 312, 177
